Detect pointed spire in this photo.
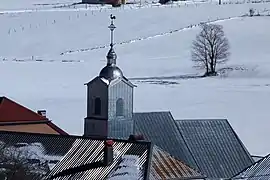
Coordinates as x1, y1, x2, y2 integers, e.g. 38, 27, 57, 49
107, 14, 117, 66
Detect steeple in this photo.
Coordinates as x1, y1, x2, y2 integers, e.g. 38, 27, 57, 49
107, 14, 117, 66
99, 14, 123, 81
84, 14, 135, 139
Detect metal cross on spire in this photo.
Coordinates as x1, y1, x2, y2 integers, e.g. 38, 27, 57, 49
106, 14, 117, 65
108, 14, 116, 47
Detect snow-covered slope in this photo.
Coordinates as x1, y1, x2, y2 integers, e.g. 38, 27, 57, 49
0, 1, 270, 156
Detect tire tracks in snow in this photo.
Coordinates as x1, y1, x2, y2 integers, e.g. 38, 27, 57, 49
59, 15, 243, 56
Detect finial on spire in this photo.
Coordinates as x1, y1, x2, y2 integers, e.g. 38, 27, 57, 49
107, 14, 117, 65
109, 14, 116, 47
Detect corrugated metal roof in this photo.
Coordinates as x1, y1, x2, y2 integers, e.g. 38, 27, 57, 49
47, 140, 151, 180
0, 131, 152, 180
232, 154, 270, 180
150, 145, 205, 180
176, 119, 254, 179
132, 112, 198, 170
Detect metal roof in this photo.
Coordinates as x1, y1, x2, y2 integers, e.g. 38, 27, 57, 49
176, 119, 254, 179
232, 154, 270, 180
150, 145, 205, 180
0, 131, 152, 180
133, 112, 198, 170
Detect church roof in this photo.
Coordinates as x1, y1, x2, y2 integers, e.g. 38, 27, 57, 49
133, 112, 198, 170
109, 112, 254, 179
176, 119, 254, 179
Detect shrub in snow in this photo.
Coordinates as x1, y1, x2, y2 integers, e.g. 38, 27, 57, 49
249, 8, 255, 16
0, 141, 62, 179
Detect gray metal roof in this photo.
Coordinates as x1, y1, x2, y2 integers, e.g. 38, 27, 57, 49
175, 119, 254, 179
133, 112, 198, 170
232, 154, 270, 180
150, 145, 205, 180
0, 131, 152, 180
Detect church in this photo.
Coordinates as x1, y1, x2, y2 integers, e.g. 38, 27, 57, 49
83, 14, 255, 179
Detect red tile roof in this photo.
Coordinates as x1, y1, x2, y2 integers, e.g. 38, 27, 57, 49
0, 96, 68, 135
0, 96, 47, 122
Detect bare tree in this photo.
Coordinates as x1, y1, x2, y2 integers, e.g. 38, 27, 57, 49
191, 23, 230, 76
0, 142, 49, 180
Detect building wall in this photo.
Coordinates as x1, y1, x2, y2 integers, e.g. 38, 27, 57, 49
87, 78, 109, 120
108, 80, 133, 120
0, 124, 60, 134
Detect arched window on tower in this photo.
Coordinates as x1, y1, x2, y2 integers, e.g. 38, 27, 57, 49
94, 97, 101, 115
116, 98, 124, 117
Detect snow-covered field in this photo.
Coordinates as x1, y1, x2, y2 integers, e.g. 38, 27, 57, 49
1, 0, 270, 156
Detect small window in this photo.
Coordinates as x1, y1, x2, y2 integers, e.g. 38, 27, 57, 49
116, 98, 124, 116
94, 97, 101, 115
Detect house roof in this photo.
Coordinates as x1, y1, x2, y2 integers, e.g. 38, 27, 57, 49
175, 119, 254, 179
232, 154, 270, 180
150, 145, 205, 180
0, 96, 47, 122
133, 112, 198, 170
0, 131, 152, 180
0, 97, 68, 135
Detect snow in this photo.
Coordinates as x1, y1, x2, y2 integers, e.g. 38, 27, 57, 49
0, 0, 270, 156
107, 155, 141, 180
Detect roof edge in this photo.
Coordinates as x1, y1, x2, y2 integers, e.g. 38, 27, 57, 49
225, 119, 254, 164
176, 118, 228, 122
0, 120, 49, 126
133, 111, 172, 114
231, 153, 270, 178
0, 130, 152, 145
47, 121, 69, 135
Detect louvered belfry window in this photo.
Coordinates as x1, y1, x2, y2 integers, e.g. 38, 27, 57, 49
116, 98, 124, 116
94, 97, 101, 115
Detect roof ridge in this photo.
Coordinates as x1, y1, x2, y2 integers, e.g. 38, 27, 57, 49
134, 111, 171, 114
0, 130, 152, 145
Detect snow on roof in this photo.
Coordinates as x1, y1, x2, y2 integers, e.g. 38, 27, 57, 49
1, 141, 63, 171
107, 155, 142, 180
101, 77, 110, 85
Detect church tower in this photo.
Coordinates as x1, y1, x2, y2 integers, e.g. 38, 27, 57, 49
84, 14, 136, 138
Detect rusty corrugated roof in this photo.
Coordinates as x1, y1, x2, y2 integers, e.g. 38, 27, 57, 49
150, 145, 205, 180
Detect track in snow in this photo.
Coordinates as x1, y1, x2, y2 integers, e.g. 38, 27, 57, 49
60, 15, 244, 56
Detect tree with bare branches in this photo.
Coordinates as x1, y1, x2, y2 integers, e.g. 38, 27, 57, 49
191, 23, 230, 76
0, 142, 49, 180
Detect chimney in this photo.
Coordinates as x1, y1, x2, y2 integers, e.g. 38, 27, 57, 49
128, 134, 145, 141
103, 140, 114, 166
37, 110, 46, 117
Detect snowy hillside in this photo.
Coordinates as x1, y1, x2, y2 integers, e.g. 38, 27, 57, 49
1, 0, 270, 156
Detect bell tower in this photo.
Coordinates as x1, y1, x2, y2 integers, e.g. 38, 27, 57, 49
84, 14, 136, 138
